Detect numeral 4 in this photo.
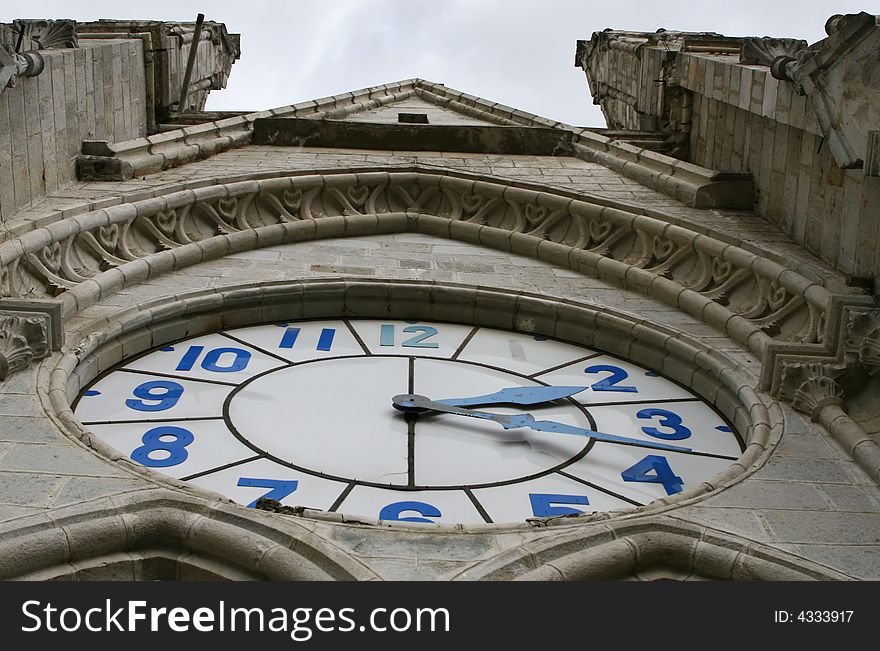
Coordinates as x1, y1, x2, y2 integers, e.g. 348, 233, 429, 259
621, 455, 684, 495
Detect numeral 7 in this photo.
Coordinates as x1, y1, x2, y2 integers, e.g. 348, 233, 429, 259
237, 477, 299, 508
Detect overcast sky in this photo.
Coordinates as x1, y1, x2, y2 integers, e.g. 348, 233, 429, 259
3, 1, 872, 127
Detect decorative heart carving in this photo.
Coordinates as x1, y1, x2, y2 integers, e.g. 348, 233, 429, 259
461, 193, 483, 213
652, 236, 675, 262
347, 185, 370, 206
156, 210, 177, 235
39, 242, 61, 273
711, 257, 732, 282
523, 204, 547, 225
282, 188, 303, 213
217, 197, 237, 219
97, 224, 119, 250
589, 220, 612, 242
768, 283, 789, 310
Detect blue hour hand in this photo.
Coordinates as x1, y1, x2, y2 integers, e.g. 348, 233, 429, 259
435, 385, 587, 408
391, 394, 692, 453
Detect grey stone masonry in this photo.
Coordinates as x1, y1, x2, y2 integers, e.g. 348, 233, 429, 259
577, 15, 880, 287
0, 39, 145, 222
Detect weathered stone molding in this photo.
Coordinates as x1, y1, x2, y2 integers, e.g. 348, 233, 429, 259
0, 169, 824, 359
76, 77, 754, 209
76, 79, 426, 180
0, 491, 378, 581
454, 517, 849, 580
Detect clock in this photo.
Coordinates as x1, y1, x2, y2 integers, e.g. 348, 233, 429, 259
73, 319, 743, 525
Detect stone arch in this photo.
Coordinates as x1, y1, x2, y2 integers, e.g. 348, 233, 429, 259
0, 489, 379, 581
452, 516, 849, 580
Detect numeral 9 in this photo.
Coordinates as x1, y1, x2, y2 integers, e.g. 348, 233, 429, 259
125, 380, 184, 412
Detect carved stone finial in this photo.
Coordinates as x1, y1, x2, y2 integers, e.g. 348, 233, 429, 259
739, 37, 808, 67
12, 19, 78, 50
843, 308, 880, 375
779, 361, 845, 420
0, 314, 50, 380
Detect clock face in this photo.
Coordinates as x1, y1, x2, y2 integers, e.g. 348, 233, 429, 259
74, 319, 743, 525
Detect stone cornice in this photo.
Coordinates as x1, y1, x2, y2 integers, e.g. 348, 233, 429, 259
76, 78, 755, 210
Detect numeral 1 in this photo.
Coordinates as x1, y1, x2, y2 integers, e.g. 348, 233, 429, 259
379, 324, 440, 348
278, 327, 336, 351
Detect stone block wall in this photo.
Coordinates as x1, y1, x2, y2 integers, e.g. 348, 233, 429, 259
577, 17, 880, 285
681, 53, 879, 282
0, 39, 145, 221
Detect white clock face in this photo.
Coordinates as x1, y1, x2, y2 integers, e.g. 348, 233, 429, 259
74, 319, 743, 525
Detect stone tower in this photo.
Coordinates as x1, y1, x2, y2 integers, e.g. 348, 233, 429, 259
0, 14, 877, 581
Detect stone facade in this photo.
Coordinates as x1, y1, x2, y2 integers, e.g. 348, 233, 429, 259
576, 12, 880, 286
0, 15, 877, 581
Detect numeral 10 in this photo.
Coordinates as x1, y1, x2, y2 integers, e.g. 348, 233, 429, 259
175, 346, 251, 373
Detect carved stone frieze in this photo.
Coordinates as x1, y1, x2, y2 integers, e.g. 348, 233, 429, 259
0, 169, 829, 351
0, 312, 50, 380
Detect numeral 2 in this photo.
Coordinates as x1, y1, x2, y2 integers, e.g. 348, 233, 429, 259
583, 365, 638, 393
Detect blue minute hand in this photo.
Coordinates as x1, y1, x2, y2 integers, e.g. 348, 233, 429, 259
391, 394, 692, 453
435, 385, 587, 408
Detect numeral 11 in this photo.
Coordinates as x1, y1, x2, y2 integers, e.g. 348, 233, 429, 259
278, 327, 336, 351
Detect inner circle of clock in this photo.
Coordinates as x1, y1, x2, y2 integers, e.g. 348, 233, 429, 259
225, 356, 595, 489
73, 319, 744, 525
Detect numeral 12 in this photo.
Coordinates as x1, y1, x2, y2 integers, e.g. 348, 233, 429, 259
379, 324, 439, 348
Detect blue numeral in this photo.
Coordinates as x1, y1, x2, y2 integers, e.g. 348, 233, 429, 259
125, 380, 184, 412
621, 455, 684, 495
379, 501, 441, 523
637, 408, 692, 440
278, 327, 300, 349
175, 345, 204, 371
379, 324, 440, 348
175, 345, 251, 373
380, 324, 395, 347
131, 426, 194, 467
529, 493, 589, 517
279, 327, 335, 351
316, 328, 335, 351
584, 365, 638, 393
402, 326, 439, 348
237, 477, 299, 508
